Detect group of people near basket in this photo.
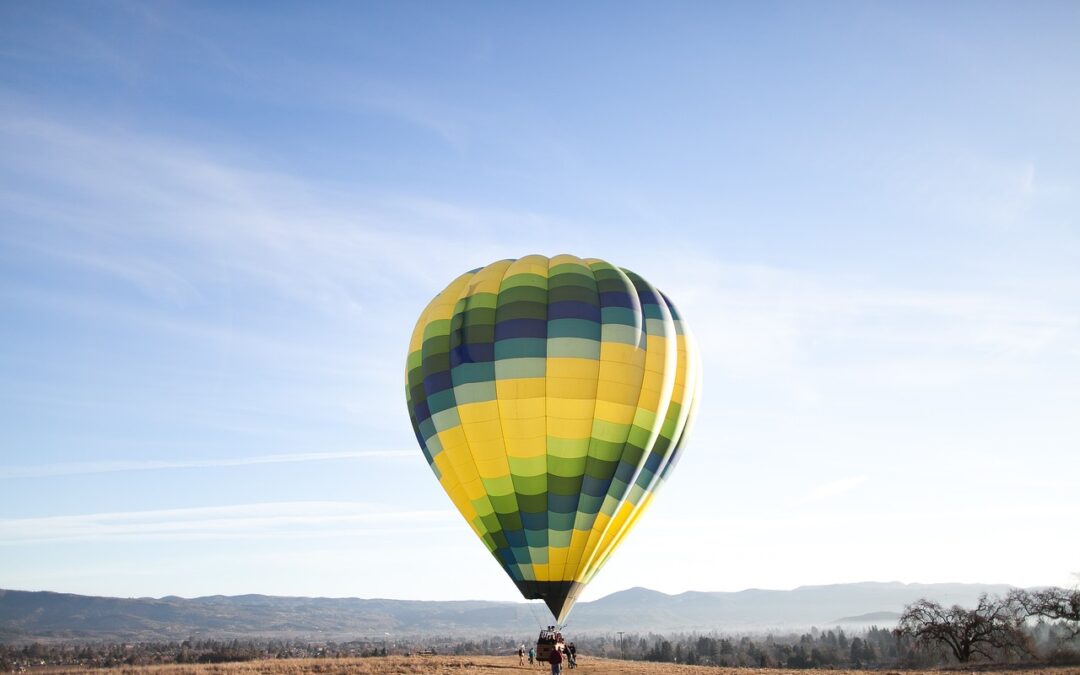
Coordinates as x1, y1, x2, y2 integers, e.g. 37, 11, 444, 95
518, 640, 576, 672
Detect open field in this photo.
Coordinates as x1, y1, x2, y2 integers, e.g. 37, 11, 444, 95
23, 657, 1080, 675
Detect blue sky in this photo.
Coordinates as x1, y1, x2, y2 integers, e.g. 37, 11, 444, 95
1, 1, 1078, 605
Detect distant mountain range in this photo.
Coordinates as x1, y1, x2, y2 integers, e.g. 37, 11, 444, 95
0, 582, 1016, 643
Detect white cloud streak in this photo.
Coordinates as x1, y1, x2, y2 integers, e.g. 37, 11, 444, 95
7, 107, 1074, 394
0, 110, 562, 303
0, 450, 415, 479
659, 255, 1080, 387
0, 501, 458, 545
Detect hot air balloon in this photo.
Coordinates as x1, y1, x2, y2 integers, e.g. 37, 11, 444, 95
405, 254, 700, 624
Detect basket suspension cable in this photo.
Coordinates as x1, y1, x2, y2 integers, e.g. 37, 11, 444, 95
526, 599, 546, 630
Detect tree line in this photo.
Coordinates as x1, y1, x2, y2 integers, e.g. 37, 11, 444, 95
578, 626, 908, 667
0, 638, 391, 671
602, 585, 1079, 668
0, 635, 527, 671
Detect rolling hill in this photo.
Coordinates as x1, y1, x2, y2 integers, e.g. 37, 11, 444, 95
0, 581, 1015, 643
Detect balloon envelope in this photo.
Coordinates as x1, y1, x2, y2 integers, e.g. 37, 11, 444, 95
405, 254, 700, 623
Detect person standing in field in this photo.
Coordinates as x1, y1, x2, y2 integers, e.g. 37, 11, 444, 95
518, 645, 525, 665
549, 643, 563, 675
528, 646, 535, 665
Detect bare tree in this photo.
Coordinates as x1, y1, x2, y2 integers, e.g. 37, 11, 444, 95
897, 594, 1031, 663
1009, 587, 1080, 639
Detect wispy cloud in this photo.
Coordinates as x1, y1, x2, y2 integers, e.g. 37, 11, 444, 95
0, 108, 577, 314
346, 79, 475, 150
897, 150, 1044, 228
660, 255, 1080, 387
0, 501, 458, 545
0, 450, 414, 479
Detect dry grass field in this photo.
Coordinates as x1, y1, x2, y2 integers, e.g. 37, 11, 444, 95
27, 657, 1080, 675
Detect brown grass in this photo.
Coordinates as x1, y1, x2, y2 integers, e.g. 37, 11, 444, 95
29, 657, 1080, 675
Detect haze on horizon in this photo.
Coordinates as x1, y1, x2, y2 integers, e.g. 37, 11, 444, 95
1, 2, 1077, 606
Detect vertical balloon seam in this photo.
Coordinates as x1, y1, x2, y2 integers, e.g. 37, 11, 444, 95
538, 255, 552, 587
499, 254, 553, 594
563, 260, 648, 587
586, 387, 698, 583
447, 270, 520, 575
425, 272, 494, 546
408, 270, 474, 480
587, 285, 682, 577
550, 255, 603, 589
577, 270, 678, 584
565, 259, 648, 622
656, 383, 699, 485
492, 257, 535, 598
417, 272, 483, 540
545, 255, 572, 587
680, 346, 704, 472
409, 298, 441, 468
406, 311, 434, 471
558, 260, 624, 585
587, 293, 695, 578
414, 277, 465, 490
436, 272, 497, 545
571, 264, 654, 586
585, 298, 697, 583
543, 255, 563, 588
645, 296, 697, 487
480, 259, 534, 586
654, 317, 701, 486
453, 260, 529, 584
572, 269, 665, 585
480, 260, 529, 585
621, 272, 680, 503
505, 254, 544, 596
508, 255, 552, 599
